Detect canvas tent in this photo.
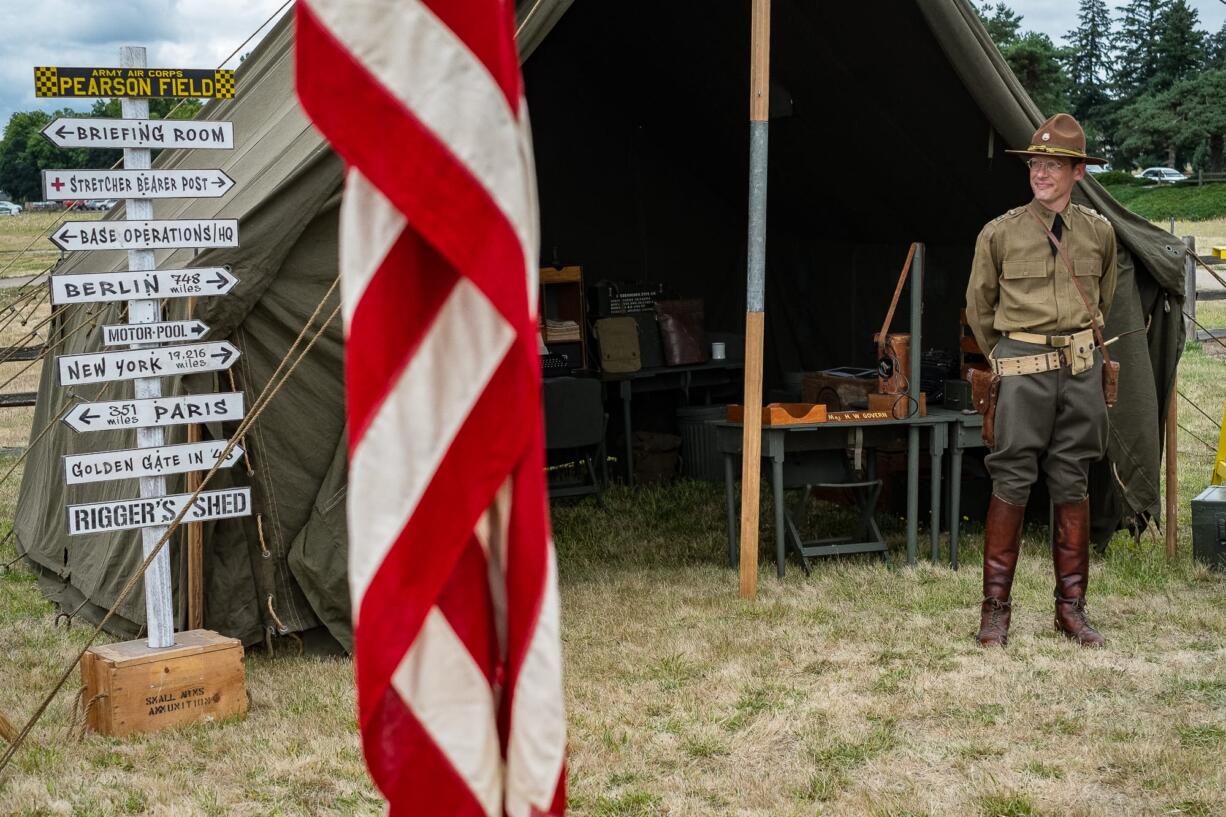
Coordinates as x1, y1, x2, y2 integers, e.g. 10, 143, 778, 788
14, 0, 1185, 650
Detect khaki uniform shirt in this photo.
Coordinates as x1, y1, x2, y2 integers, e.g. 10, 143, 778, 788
965, 199, 1118, 355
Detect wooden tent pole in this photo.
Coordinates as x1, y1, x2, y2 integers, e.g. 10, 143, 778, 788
1166, 377, 1177, 559
185, 292, 204, 630
739, 0, 770, 598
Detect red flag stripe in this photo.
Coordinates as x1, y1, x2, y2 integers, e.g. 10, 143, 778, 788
296, 0, 567, 812
297, 1, 535, 332
346, 278, 519, 616
364, 687, 488, 817
354, 347, 535, 710
343, 203, 458, 448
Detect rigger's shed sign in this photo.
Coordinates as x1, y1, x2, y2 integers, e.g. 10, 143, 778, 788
34, 66, 235, 99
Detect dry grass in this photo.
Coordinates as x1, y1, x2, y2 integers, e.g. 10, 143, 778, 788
0, 217, 1221, 815
1166, 216, 1226, 254
0, 211, 101, 279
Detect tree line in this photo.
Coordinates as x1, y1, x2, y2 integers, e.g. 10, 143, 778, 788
979, 0, 1226, 172
0, 98, 202, 203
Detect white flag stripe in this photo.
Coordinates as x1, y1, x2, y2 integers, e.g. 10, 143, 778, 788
338, 170, 407, 330
310, 0, 536, 290
505, 551, 567, 817
393, 607, 503, 817
347, 278, 515, 612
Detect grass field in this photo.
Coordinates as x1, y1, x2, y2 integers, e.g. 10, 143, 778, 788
1103, 182, 1226, 221
0, 211, 102, 279
0, 217, 1223, 815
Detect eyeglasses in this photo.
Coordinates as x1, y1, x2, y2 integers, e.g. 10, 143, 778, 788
1027, 158, 1069, 175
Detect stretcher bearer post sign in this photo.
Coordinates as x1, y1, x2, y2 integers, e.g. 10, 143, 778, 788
41, 45, 244, 655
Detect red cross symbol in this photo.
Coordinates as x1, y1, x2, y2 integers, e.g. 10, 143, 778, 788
50, 177, 64, 192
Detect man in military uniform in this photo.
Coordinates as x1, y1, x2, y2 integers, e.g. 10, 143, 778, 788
965, 113, 1118, 649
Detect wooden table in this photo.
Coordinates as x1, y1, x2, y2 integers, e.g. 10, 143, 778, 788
601, 360, 744, 486
716, 413, 951, 577
925, 408, 987, 571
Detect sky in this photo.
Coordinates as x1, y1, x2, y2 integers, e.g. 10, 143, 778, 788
0, 0, 290, 128
1003, 0, 1225, 42
1, 0, 1224, 129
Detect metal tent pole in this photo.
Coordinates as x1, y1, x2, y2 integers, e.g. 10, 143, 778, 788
905, 243, 924, 566
739, 0, 770, 598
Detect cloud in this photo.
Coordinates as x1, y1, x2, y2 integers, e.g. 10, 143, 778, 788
0, 0, 287, 129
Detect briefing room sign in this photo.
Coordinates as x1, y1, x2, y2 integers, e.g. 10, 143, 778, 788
34, 66, 235, 99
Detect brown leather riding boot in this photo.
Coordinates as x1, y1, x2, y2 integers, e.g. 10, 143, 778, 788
1052, 497, 1105, 648
977, 495, 1025, 647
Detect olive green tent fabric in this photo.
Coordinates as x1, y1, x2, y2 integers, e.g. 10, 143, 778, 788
14, 0, 1184, 649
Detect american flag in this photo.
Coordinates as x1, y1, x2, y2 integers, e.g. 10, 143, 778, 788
295, 2, 567, 814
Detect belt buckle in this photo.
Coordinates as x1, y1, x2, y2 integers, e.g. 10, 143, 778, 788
1049, 334, 1072, 348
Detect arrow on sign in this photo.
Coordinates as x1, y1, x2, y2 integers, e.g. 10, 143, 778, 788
49, 219, 238, 252
41, 118, 234, 150
58, 341, 241, 386
41, 168, 236, 201
50, 268, 237, 305
64, 439, 244, 485
67, 487, 252, 536
101, 320, 209, 346
63, 392, 245, 433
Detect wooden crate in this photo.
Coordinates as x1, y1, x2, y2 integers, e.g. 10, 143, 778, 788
726, 403, 828, 425
80, 629, 247, 737
801, 370, 877, 410
867, 391, 927, 419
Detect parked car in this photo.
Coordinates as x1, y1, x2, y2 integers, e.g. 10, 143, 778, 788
0, 201, 21, 216
27, 200, 59, 211
1139, 167, 1187, 183
83, 199, 116, 211
1085, 163, 1113, 174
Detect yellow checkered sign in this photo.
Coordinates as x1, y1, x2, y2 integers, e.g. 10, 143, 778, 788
34, 66, 235, 99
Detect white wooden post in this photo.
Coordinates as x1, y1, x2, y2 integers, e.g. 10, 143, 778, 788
121, 45, 174, 649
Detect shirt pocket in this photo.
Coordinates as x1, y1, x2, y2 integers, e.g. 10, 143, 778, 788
999, 259, 1054, 327
1071, 257, 1102, 324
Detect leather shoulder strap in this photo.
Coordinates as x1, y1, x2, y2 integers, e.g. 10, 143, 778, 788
877, 242, 917, 357
1025, 207, 1111, 365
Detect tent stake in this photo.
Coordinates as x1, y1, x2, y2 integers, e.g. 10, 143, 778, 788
739, 0, 770, 598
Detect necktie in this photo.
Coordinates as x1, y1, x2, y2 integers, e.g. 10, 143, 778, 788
1048, 214, 1063, 256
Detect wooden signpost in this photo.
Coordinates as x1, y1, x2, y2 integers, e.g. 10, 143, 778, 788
40, 46, 247, 736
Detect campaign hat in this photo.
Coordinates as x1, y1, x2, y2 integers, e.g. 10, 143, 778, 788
1005, 113, 1107, 165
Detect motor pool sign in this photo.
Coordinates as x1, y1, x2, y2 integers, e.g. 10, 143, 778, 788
34, 66, 235, 99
